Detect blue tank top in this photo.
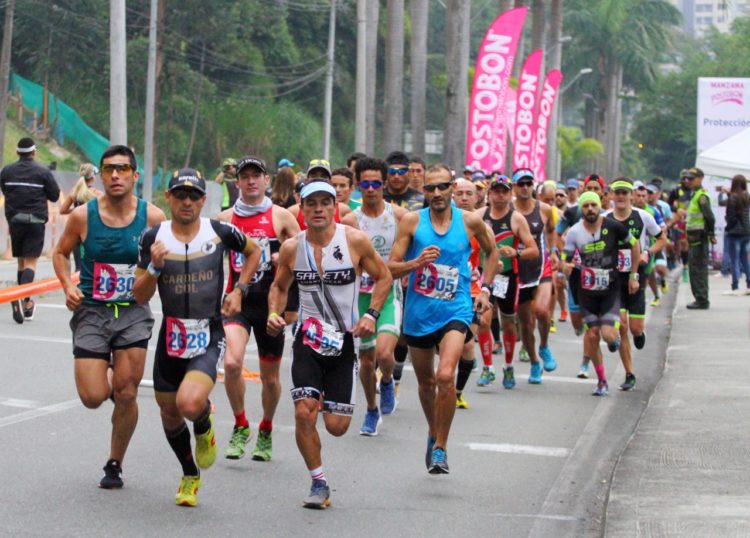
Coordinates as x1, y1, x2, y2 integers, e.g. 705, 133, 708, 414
403, 207, 473, 336
79, 198, 148, 305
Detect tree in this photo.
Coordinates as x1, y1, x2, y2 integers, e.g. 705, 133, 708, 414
442, 0, 470, 169
558, 126, 604, 178
410, 0, 429, 158
383, 0, 404, 153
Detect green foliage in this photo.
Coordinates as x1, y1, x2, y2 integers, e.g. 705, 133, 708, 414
558, 127, 604, 177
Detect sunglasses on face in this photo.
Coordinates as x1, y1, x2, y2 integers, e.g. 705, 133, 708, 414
101, 163, 134, 175
555, 193, 566, 197
360, 180, 383, 190
387, 167, 408, 176
171, 189, 203, 201
423, 181, 453, 192
516, 181, 534, 188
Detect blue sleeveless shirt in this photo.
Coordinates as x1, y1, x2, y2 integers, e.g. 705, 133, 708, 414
79, 198, 147, 305
403, 207, 473, 336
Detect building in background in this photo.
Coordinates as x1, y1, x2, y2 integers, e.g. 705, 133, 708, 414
670, 0, 750, 35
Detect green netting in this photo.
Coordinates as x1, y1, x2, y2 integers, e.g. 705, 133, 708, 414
9, 73, 163, 189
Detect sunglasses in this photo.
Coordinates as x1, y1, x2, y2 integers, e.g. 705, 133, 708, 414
360, 180, 383, 190
171, 189, 203, 201
388, 167, 408, 176
516, 181, 534, 188
555, 193, 566, 197
101, 163, 134, 175
424, 181, 453, 192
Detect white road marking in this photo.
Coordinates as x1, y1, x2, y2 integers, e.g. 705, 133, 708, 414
486, 512, 580, 522
514, 374, 595, 384
0, 399, 80, 429
0, 398, 39, 409
466, 442, 570, 458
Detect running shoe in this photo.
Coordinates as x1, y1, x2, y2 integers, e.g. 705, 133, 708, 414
11, 300, 24, 325
619, 373, 636, 392
519, 346, 530, 362
380, 379, 397, 415
577, 360, 590, 379
575, 327, 584, 337
195, 414, 217, 470
99, 459, 123, 489
559, 309, 568, 322
428, 448, 450, 475
359, 407, 382, 436
633, 332, 646, 350
175, 475, 200, 507
455, 393, 469, 409
528, 361, 542, 384
23, 299, 35, 321
225, 425, 252, 460
539, 346, 557, 372
476, 366, 493, 387
549, 319, 557, 333
661, 280, 668, 294
425, 435, 436, 469
251, 430, 272, 461
492, 341, 503, 355
502, 365, 516, 389
592, 380, 609, 397
303, 479, 331, 509
607, 337, 621, 353
650, 297, 661, 307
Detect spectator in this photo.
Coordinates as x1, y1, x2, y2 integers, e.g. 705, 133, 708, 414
60, 163, 102, 271
271, 166, 297, 208
719, 174, 750, 294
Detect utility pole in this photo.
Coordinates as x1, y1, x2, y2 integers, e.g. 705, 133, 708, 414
323, 0, 337, 160
355, 0, 367, 153
365, 0, 379, 155
110, 0, 127, 145
142, 0, 158, 202
0, 0, 16, 168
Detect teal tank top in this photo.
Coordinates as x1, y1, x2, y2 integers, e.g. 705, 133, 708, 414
79, 198, 148, 305
403, 207, 473, 336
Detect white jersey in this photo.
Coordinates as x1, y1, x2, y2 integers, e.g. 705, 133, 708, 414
354, 203, 397, 261
294, 224, 359, 333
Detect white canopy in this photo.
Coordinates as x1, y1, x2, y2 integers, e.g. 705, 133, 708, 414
696, 127, 750, 178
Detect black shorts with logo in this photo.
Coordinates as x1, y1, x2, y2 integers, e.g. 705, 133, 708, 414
491, 272, 519, 316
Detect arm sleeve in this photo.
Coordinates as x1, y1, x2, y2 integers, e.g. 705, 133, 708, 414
211, 219, 247, 252
137, 227, 158, 269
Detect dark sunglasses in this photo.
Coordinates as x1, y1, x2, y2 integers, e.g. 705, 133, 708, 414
516, 181, 534, 188
171, 189, 203, 201
101, 163, 134, 175
424, 181, 453, 192
387, 167, 408, 176
555, 193, 566, 197
360, 180, 383, 190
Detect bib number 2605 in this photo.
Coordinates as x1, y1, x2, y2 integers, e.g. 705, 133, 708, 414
414, 263, 458, 301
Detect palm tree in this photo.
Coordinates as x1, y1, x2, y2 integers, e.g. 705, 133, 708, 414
410, 0, 429, 158
443, 0, 470, 169
383, 0, 404, 153
365, 0, 379, 155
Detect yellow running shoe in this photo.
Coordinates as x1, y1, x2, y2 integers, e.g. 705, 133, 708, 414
175, 475, 201, 507
456, 393, 469, 409
650, 297, 661, 307
549, 319, 557, 333
195, 414, 217, 470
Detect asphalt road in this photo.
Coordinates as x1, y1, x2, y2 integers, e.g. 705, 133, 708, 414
0, 260, 676, 537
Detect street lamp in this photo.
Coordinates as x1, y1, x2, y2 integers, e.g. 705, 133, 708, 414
554, 67, 594, 181
560, 67, 593, 95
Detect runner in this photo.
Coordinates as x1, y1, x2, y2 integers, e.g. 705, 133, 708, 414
633, 181, 666, 306
553, 183, 569, 323
288, 159, 352, 229
561, 191, 640, 396
388, 164, 499, 474
341, 157, 407, 434
409, 156, 426, 194
266, 181, 392, 509
605, 178, 665, 391
134, 168, 261, 506
217, 156, 300, 461
383, 151, 425, 211
537, 181, 561, 333
52, 145, 165, 488
476, 175, 538, 390
511, 168, 558, 384
331, 167, 362, 211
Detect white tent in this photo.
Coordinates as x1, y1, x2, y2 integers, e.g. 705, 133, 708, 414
696, 126, 750, 178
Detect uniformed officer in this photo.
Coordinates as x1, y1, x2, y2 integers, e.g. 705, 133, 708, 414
685, 167, 715, 309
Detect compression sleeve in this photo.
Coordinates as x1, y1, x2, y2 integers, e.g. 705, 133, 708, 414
210, 219, 247, 252
137, 225, 159, 269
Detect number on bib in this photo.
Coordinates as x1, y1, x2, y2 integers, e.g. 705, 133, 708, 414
301, 317, 344, 357
359, 272, 375, 294
581, 267, 610, 291
166, 317, 211, 359
617, 249, 632, 272
414, 263, 459, 301
92, 263, 136, 302
492, 274, 511, 299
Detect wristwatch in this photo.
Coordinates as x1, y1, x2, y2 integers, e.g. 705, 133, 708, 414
366, 308, 380, 320
629, 273, 639, 281
236, 283, 250, 298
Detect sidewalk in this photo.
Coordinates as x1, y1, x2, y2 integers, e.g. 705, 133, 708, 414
605, 272, 750, 536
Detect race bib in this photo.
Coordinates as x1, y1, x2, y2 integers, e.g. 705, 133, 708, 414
252, 236, 273, 275
581, 267, 610, 291
492, 274, 510, 299
414, 263, 459, 301
166, 317, 211, 359
231, 251, 245, 273
92, 262, 136, 302
301, 317, 344, 357
360, 272, 375, 294
617, 249, 632, 273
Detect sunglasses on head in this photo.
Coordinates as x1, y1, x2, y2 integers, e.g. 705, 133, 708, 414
309, 159, 330, 167
101, 163, 134, 175
387, 167, 408, 176
360, 180, 383, 190
171, 189, 203, 201
423, 181, 453, 192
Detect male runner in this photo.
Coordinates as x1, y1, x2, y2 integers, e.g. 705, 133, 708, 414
341, 157, 407, 434
331, 167, 362, 211
218, 156, 300, 461
511, 168, 558, 383
633, 182, 666, 306
134, 168, 261, 506
388, 164, 499, 474
266, 182, 391, 509
562, 192, 640, 396
383, 151, 425, 211
288, 159, 352, 229
52, 145, 165, 488
605, 178, 664, 391
409, 156, 426, 193
476, 175, 538, 390
553, 183, 569, 322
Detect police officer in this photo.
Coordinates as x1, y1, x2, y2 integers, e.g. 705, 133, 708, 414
685, 167, 715, 309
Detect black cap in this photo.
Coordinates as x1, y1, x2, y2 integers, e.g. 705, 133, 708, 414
168, 168, 206, 194
237, 156, 267, 175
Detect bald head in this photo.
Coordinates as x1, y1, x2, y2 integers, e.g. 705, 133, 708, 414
454, 178, 477, 211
